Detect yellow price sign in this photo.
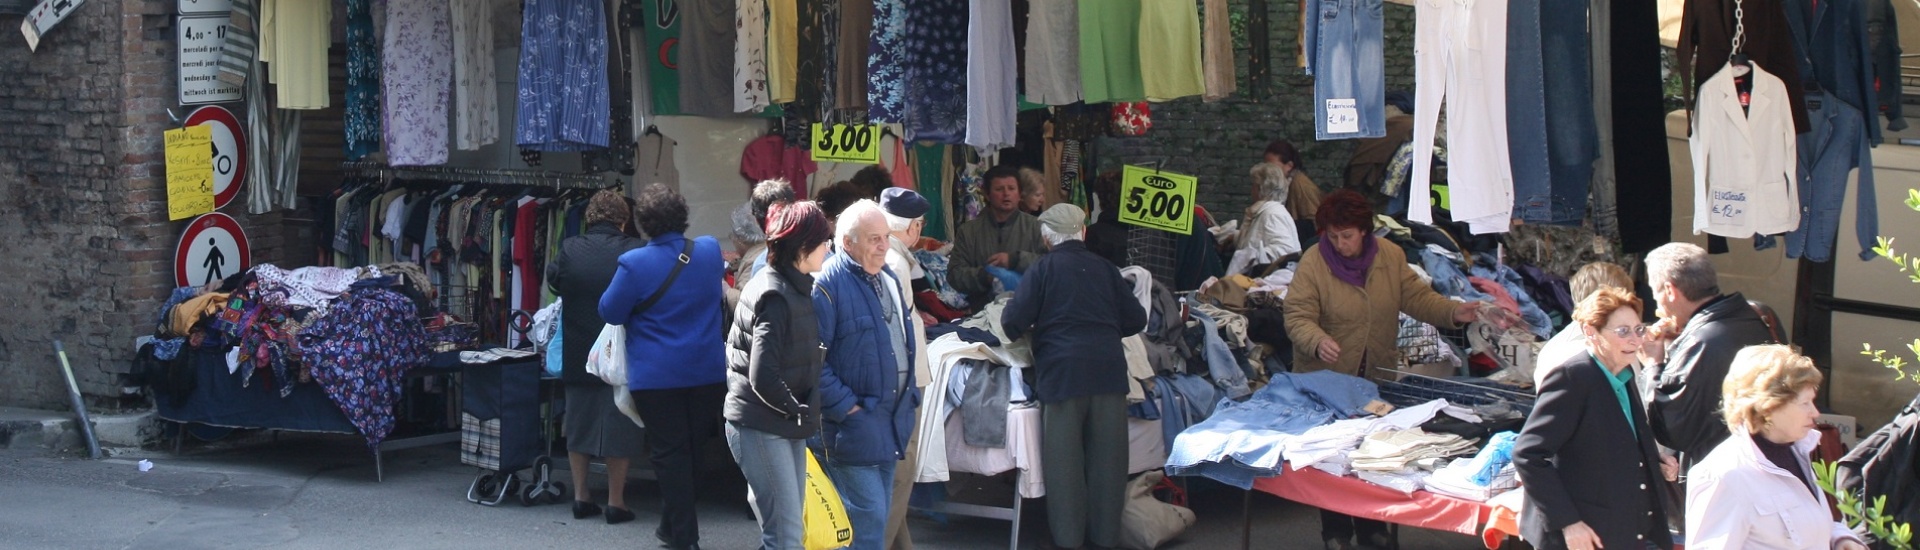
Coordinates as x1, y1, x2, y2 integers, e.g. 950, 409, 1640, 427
1118, 165, 1198, 235
810, 123, 881, 164
165, 125, 215, 221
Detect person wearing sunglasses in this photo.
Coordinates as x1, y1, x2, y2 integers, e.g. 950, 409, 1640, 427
1514, 287, 1679, 550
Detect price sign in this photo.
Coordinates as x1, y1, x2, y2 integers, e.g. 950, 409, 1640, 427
165, 125, 215, 221
810, 123, 881, 164
1118, 165, 1198, 235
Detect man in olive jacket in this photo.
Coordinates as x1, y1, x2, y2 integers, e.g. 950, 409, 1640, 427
948, 165, 1049, 306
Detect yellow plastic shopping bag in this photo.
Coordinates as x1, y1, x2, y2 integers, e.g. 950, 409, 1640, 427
803, 451, 854, 550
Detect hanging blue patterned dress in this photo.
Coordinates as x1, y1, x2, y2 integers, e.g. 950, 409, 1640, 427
866, 0, 908, 123
344, 0, 380, 160
514, 0, 612, 151
904, 0, 968, 142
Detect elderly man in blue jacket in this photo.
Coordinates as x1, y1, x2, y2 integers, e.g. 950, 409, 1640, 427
813, 199, 920, 550
1002, 203, 1148, 550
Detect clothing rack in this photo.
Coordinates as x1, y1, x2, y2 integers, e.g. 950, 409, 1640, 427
340, 162, 616, 190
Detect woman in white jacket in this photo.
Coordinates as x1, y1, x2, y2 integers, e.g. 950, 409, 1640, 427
1685, 345, 1866, 550
1225, 162, 1302, 276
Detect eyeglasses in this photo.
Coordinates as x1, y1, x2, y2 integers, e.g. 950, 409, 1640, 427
1608, 325, 1649, 339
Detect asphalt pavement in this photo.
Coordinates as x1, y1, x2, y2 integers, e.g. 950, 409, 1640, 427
0, 431, 1493, 549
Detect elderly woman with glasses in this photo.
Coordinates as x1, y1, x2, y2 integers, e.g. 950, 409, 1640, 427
1684, 345, 1866, 550
1514, 287, 1679, 550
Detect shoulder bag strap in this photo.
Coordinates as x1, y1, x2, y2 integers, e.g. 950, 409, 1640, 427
632, 238, 696, 317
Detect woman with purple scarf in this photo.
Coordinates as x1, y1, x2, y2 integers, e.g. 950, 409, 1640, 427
1282, 189, 1483, 550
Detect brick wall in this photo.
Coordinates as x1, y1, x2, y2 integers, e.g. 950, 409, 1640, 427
0, 0, 306, 410
1101, 0, 1417, 221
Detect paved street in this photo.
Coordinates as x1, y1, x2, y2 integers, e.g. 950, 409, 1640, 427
0, 432, 1490, 549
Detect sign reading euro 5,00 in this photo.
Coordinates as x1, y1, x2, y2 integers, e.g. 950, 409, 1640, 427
1118, 165, 1198, 235
810, 123, 881, 164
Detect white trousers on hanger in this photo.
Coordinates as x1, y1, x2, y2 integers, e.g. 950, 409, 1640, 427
1410, 0, 1514, 234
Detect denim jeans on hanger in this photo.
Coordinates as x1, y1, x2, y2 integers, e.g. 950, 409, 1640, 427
1542, 0, 1599, 224
1784, 92, 1881, 262
1314, 0, 1387, 140
1506, 0, 1553, 223
1304, 0, 1321, 76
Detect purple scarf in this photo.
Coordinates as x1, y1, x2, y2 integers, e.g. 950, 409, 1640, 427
1320, 235, 1378, 287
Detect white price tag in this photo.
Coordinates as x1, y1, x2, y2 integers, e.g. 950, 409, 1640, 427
1326, 98, 1360, 134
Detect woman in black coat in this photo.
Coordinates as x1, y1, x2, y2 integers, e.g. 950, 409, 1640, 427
1515, 287, 1679, 550
722, 201, 833, 550
546, 190, 646, 523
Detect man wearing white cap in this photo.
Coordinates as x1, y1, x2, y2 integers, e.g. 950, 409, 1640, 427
1001, 204, 1149, 550
878, 187, 931, 549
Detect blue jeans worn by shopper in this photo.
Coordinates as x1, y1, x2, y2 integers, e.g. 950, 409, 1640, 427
1314, 0, 1387, 140
726, 422, 806, 550
1784, 92, 1880, 262
823, 459, 896, 550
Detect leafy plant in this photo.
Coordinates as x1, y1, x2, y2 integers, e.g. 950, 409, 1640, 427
1815, 460, 1914, 550
1821, 187, 1920, 549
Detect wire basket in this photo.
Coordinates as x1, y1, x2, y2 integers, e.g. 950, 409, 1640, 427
1126, 226, 1177, 289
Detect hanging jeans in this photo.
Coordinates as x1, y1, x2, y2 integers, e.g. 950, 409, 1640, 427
1783, 92, 1880, 262
1411, 0, 1513, 234
1506, 0, 1552, 223
1314, 0, 1387, 140
1541, 0, 1598, 225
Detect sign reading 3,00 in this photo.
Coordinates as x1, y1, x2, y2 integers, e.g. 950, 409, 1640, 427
810, 123, 881, 164
1118, 165, 1198, 235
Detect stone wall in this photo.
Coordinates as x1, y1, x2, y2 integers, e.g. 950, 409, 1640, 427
0, 1, 306, 410
1102, 0, 1418, 220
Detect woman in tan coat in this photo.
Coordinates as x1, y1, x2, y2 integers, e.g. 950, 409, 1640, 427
1282, 189, 1481, 549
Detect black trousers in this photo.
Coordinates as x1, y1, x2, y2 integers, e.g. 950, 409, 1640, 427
1320, 509, 1389, 545
631, 383, 725, 547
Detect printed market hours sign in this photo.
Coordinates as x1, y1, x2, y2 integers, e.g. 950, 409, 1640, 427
177, 15, 241, 105
1117, 165, 1198, 235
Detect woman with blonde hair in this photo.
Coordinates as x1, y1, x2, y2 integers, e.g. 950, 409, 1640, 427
1685, 345, 1866, 550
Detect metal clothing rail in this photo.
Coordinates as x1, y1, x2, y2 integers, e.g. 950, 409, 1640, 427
340, 161, 616, 190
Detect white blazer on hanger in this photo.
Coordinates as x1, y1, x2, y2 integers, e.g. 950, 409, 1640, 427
1690, 61, 1800, 238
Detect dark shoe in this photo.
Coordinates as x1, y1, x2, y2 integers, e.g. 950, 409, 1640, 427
572, 500, 602, 520
1356, 531, 1393, 550
604, 506, 634, 525
1325, 537, 1354, 550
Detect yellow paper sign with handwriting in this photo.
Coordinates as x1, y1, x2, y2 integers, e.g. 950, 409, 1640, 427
810, 123, 881, 164
165, 125, 215, 221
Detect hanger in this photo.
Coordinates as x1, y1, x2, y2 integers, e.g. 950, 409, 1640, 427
643, 124, 661, 137
1729, 0, 1751, 77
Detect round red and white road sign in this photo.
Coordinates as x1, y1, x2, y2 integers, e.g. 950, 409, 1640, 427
175, 212, 251, 287
185, 106, 247, 210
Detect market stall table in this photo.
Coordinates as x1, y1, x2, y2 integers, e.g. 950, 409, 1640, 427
1244, 465, 1507, 550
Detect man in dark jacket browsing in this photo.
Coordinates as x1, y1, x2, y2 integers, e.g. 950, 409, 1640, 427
813, 199, 920, 550
1641, 243, 1776, 468
1000, 204, 1149, 550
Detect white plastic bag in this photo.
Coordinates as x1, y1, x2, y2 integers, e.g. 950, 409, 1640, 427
530, 298, 563, 346
584, 323, 645, 427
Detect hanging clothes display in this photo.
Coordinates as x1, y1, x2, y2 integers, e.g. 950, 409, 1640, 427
384, 0, 452, 165
1678, 0, 1811, 133
1312, 0, 1386, 140
516, 0, 612, 151
916, 143, 953, 241
906, 0, 970, 143
451, 0, 499, 151
1506, 0, 1552, 222
678, 0, 736, 116
1539, 0, 1599, 226
967, 0, 1018, 153
1079, 0, 1147, 103
636, 130, 681, 189
1866, 0, 1905, 131
735, 0, 772, 113
1024, 0, 1082, 105
1690, 62, 1800, 238
1201, 0, 1235, 101
869, 0, 910, 122
1138, 0, 1205, 102
741, 134, 819, 199
264, 0, 332, 109
1780, 0, 1881, 261
768, 0, 799, 104
639, 0, 681, 115
216, 0, 256, 86
1410, 0, 1514, 235
1604, 0, 1673, 252
791, 0, 828, 117
344, 0, 380, 161
836, 0, 873, 111
819, 0, 840, 113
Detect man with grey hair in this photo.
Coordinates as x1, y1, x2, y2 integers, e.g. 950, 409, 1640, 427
812, 199, 919, 550
876, 188, 931, 550
1641, 242, 1775, 469
747, 179, 797, 279
1002, 204, 1148, 550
